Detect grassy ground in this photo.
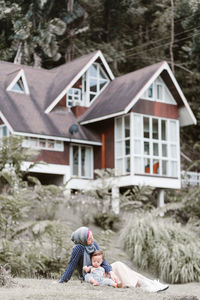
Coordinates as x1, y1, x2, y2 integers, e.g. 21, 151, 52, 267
1, 209, 199, 300
0, 278, 200, 300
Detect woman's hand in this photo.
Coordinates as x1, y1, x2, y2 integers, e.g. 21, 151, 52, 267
108, 271, 119, 283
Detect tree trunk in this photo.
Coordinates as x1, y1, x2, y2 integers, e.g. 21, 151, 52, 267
170, 0, 175, 74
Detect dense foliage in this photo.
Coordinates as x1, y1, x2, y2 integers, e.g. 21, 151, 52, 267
0, 0, 199, 159
121, 213, 200, 284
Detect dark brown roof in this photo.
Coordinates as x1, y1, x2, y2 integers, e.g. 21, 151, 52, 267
79, 61, 165, 123
0, 52, 101, 142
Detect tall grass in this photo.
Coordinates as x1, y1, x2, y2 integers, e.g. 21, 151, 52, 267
120, 213, 200, 283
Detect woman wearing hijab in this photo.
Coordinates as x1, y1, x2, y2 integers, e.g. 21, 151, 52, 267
59, 226, 118, 283
59, 226, 169, 293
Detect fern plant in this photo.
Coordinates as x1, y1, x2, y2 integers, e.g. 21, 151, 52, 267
121, 213, 200, 283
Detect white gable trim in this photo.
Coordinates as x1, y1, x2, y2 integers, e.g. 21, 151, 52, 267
0, 111, 14, 134
125, 62, 196, 125
45, 51, 115, 114
14, 131, 102, 146
81, 61, 197, 126
6, 69, 30, 95
80, 110, 125, 125
163, 63, 197, 126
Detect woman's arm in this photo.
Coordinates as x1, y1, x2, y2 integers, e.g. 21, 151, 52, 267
59, 244, 84, 283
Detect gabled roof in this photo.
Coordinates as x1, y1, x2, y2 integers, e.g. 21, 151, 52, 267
44, 50, 114, 113
0, 58, 102, 144
79, 61, 197, 127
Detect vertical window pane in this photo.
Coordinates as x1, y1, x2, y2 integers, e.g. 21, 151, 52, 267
81, 147, 91, 177
171, 161, 178, 177
144, 117, 150, 138
170, 144, 177, 158
153, 119, 158, 139
134, 157, 142, 173
125, 157, 130, 173
116, 159, 123, 175
116, 141, 123, 157
125, 140, 130, 155
148, 84, 153, 98
157, 84, 163, 100
73, 146, 79, 175
144, 141, 150, 155
153, 160, 159, 174
125, 116, 130, 137
162, 144, 167, 157
161, 120, 167, 140
153, 143, 159, 156
116, 118, 122, 139
162, 160, 168, 176
134, 115, 142, 138
144, 158, 150, 173
134, 140, 141, 154
169, 121, 177, 142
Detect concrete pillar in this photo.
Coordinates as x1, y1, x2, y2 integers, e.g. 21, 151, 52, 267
111, 186, 120, 214
157, 189, 165, 216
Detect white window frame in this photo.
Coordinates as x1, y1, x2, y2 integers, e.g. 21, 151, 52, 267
0, 124, 10, 138
132, 113, 180, 178
70, 144, 93, 178
114, 114, 131, 176
22, 137, 64, 152
82, 62, 110, 106
114, 113, 180, 178
142, 76, 177, 105
66, 88, 81, 108
6, 69, 30, 95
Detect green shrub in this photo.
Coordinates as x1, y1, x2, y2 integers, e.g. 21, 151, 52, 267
121, 213, 200, 283
0, 221, 71, 278
93, 213, 120, 230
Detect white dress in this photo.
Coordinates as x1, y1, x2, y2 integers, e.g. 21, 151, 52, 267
111, 261, 169, 292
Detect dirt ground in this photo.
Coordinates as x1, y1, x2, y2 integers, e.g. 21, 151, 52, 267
0, 278, 199, 300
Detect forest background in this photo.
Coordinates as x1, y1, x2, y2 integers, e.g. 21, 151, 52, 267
0, 0, 200, 164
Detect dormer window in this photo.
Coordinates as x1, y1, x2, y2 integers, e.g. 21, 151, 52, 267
66, 88, 81, 107
142, 76, 176, 105
65, 62, 110, 108
7, 69, 29, 94
82, 62, 109, 105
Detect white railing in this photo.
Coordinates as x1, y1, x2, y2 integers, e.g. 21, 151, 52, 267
181, 171, 200, 187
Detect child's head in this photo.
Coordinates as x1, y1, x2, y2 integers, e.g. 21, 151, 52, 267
91, 250, 104, 268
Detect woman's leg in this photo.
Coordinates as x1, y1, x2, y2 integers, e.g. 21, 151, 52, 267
111, 261, 169, 292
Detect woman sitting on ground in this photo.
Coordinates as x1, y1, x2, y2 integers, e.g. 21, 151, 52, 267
59, 226, 169, 293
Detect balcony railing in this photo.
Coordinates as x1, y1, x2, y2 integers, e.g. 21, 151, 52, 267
181, 171, 200, 187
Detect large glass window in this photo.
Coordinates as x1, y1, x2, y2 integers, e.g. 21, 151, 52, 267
82, 63, 109, 104
71, 144, 93, 178
115, 113, 179, 178
133, 114, 179, 177
115, 115, 131, 175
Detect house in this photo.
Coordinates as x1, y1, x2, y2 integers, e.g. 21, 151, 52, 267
0, 51, 196, 211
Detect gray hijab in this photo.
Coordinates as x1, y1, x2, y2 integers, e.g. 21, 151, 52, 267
71, 226, 96, 277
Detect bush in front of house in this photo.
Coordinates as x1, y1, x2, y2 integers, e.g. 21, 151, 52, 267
120, 213, 200, 284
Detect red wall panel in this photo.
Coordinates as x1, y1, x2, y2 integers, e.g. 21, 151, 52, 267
132, 99, 178, 119
33, 142, 69, 165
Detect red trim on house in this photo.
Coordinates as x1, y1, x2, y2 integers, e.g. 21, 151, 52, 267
132, 99, 178, 119
88, 119, 114, 171
101, 133, 105, 169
